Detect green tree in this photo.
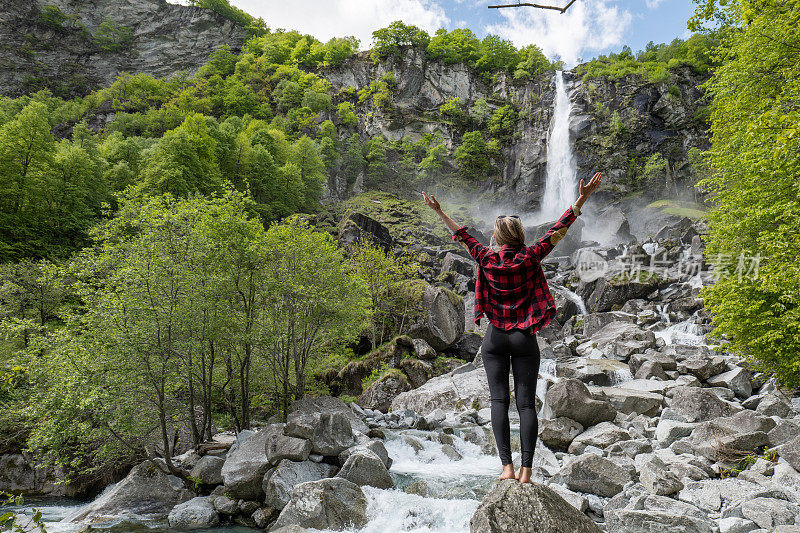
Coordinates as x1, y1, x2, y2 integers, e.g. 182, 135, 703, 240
691, 0, 800, 386
371, 21, 431, 61
455, 131, 490, 180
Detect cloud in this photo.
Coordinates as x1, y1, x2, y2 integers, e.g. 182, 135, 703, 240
484, 0, 632, 66
227, 0, 449, 49
645, 0, 665, 8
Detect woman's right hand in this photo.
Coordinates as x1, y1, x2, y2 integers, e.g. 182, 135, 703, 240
422, 191, 441, 212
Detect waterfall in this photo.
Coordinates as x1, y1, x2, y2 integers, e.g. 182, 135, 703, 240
540, 71, 577, 221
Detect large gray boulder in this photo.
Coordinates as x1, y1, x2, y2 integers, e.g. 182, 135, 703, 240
586, 274, 665, 313
167, 496, 219, 529
669, 386, 741, 422
551, 453, 634, 497
221, 424, 281, 500
266, 433, 312, 466
604, 493, 714, 533
263, 459, 337, 510
391, 367, 492, 415
777, 434, 800, 472
189, 455, 224, 486
706, 367, 752, 399
568, 422, 632, 454
408, 283, 465, 350
469, 479, 603, 533
335, 448, 393, 489
639, 456, 684, 496
588, 385, 663, 416
538, 417, 583, 452
581, 321, 657, 360
545, 378, 616, 428
287, 395, 369, 435
64, 460, 192, 524
556, 358, 631, 386
284, 412, 356, 457
269, 478, 368, 531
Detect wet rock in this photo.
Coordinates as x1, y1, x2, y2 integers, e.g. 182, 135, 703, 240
538, 417, 583, 452
551, 453, 634, 497
64, 460, 193, 524
269, 478, 368, 531
358, 370, 412, 412
469, 479, 603, 533
284, 412, 356, 457
546, 378, 616, 428
447, 331, 483, 361
168, 496, 219, 529
335, 448, 393, 489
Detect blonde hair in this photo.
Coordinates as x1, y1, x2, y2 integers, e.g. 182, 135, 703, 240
491, 216, 525, 249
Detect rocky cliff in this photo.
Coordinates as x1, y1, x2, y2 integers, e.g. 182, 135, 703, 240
0, 0, 248, 98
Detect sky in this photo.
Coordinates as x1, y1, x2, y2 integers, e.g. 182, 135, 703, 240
211, 0, 696, 66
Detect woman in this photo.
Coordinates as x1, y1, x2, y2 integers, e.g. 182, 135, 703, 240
422, 171, 601, 483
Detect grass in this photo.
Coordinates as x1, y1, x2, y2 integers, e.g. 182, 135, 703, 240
647, 199, 707, 220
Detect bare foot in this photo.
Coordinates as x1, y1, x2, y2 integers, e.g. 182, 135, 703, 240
499, 464, 516, 481
517, 466, 533, 484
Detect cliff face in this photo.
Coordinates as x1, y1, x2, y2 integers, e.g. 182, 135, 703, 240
0, 0, 247, 98
322, 50, 709, 210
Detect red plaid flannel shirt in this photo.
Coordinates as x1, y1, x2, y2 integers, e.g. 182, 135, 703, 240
452, 205, 579, 332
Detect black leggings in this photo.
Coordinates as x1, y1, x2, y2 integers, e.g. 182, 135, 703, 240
480, 322, 541, 468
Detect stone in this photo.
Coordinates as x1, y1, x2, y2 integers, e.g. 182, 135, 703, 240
586, 275, 664, 314
189, 455, 224, 486
263, 459, 337, 510
568, 422, 631, 454
64, 460, 193, 524
669, 386, 741, 422
556, 357, 631, 386
777, 434, 800, 473
287, 395, 369, 435
635, 360, 670, 380
441, 252, 476, 277
212, 495, 238, 515
551, 453, 634, 497
269, 478, 368, 531
412, 338, 437, 359
545, 378, 616, 428
604, 493, 714, 533
469, 479, 603, 533
266, 433, 312, 466
717, 516, 758, 533
639, 456, 684, 495
538, 417, 583, 452
707, 367, 753, 399
756, 393, 793, 418
335, 448, 393, 489
358, 370, 412, 412
284, 412, 356, 457
391, 367, 492, 415
654, 419, 696, 447
407, 283, 465, 351
629, 350, 677, 373
741, 497, 800, 529
221, 425, 281, 500
588, 385, 663, 416
397, 358, 433, 388
769, 420, 800, 447
168, 496, 219, 529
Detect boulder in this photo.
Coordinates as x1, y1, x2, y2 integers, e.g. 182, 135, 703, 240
358, 370, 412, 412
635, 360, 670, 380
604, 493, 714, 533
64, 460, 193, 524
391, 367, 492, 415
335, 448, 393, 489
741, 497, 800, 529
629, 350, 677, 373
412, 338, 437, 359
583, 321, 657, 360
707, 367, 752, 399
581, 311, 637, 337
408, 283, 465, 350
263, 459, 337, 510
545, 378, 616, 428
556, 358, 631, 386
568, 422, 632, 454
777, 434, 800, 472
756, 393, 794, 418
588, 386, 663, 416
538, 417, 583, 452
397, 358, 433, 388
266, 433, 312, 466
669, 386, 741, 422
441, 252, 476, 277
167, 496, 219, 529
469, 479, 603, 533
639, 456, 684, 496
678, 356, 728, 381
284, 412, 356, 457
551, 453, 634, 497
287, 395, 369, 435
189, 455, 224, 486
586, 274, 665, 313
769, 420, 800, 447
269, 478, 368, 531
221, 425, 281, 500
447, 331, 483, 361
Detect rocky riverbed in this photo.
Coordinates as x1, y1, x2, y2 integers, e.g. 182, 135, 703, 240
6, 212, 800, 533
